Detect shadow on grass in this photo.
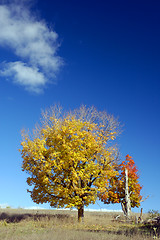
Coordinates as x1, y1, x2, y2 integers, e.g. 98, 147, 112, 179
0, 212, 70, 223
138, 222, 160, 238
85, 228, 144, 237
79, 228, 151, 238
82, 222, 160, 238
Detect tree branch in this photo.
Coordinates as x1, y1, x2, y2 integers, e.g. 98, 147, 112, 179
140, 195, 149, 203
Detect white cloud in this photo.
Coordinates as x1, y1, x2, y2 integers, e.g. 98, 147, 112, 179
0, 1, 62, 93
24, 206, 45, 210
84, 208, 123, 212
0, 203, 9, 208
1, 61, 47, 93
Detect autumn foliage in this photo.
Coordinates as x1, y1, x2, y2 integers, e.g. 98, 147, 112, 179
20, 105, 120, 221
100, 155, 142, 213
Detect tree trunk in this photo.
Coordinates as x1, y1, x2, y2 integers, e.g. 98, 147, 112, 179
78, 205, 84, 222
138, 208, 143, 223
125, 168, 131, 219
121, 202, 127, 217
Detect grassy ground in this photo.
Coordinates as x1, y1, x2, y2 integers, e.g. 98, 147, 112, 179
0, 208, 158, 240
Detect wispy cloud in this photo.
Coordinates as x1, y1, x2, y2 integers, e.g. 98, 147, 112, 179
24, 206, 45, 210
1, 62, 47, 93
0, 203, 9, 208
0, 1, 62, 93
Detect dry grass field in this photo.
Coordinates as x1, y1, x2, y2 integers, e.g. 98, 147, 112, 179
0, 208, 159, 240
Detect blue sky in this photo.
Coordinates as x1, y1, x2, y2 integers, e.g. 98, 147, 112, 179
0, 0, 160, 212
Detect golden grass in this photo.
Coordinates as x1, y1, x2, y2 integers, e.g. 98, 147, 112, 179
0, 209, 157, 240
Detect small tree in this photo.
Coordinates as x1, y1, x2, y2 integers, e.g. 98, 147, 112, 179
20, 105, 120, 221
100, 155, 142, 217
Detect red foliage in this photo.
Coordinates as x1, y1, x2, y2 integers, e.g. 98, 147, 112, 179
100, 155, 142, 208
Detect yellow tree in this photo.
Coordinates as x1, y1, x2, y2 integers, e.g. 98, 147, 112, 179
20, 105, 120, 221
